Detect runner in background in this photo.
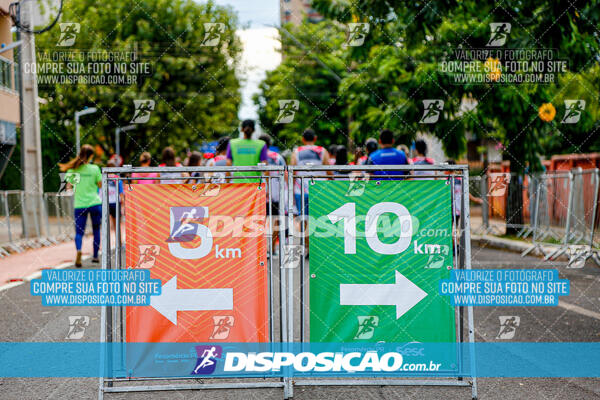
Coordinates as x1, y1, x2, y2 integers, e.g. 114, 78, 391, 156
159, 146, 189, 184
328, 144, 338, 165
335, 145, 350, 174
353, 147, 364, 165
131, 152, 158, 184
259, 134, 287, 254
366, 129, 408, 179
58, 144, 102, 267
205, 136, 230, 183
104, 159, 123, 232
357, 138, 378, 165
412, 139, 435, 177
186, 151, 203, 184
226, 120, 268, 182
290, 129, 331, 255
397, 144, 411, 159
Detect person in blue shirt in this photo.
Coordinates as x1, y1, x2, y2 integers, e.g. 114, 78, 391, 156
366, 129, 409, 179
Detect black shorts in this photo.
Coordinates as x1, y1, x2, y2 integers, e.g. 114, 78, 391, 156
266, 202, 280, 216
109, 204, 117, 218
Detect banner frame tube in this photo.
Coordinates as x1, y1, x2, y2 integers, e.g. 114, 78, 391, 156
99, 166, 287, 398
287, 164, 477, 400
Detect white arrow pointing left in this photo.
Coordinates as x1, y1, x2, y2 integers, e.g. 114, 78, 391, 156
150, 275, 233, 325
340, 270, 428, 319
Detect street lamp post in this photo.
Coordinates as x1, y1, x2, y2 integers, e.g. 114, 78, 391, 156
74, 107, 97, 154
114, 125, 135, 163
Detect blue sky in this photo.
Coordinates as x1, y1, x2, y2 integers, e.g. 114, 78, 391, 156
213, 0, 280, 28
208, 0, 282, 127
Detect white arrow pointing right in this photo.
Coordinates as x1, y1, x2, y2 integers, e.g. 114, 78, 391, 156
150, 275, 233, 325
340, 270, 428, 319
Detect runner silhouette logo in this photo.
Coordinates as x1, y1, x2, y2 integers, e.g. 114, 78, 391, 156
192, 345, 222, 375
488, 173, 511, 197
57, 23, 80, 47
167, 206, 207, 242
354, 316, 379, 339
496, 316, 520, 339
345, 23, 370, 47
130, 100, 155, 124
136, 244, 160, 268
66, 316, 90, 339
275, 100, 299, 124
486, 23, 511, 47
201, 23, 226, 47
209, 316, 234, 340
561, 100, 585, 124
420, 100, 444, 124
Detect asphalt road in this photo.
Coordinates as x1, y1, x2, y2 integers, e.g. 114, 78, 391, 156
0, 244, 599, 399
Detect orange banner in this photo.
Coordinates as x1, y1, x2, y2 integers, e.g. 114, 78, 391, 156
124, 183, 268, 343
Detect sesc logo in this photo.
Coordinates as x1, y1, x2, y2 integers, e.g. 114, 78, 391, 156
57, 23, 80, 47
486, 23, 511, 47
192, 345, 222, 375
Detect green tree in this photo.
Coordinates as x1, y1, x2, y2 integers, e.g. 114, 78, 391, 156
254, 21, 348, 149
310, 0, 600, 232
3, 0, 243, 191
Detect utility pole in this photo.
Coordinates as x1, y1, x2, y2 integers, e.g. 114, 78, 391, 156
17, 2, 45, 238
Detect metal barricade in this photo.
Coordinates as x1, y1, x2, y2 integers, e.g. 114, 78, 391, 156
286, 164, 477, 399
522, 172, 569, 257
469, 175, 486, 234
0, 190, 28, 252
0, 190, 75, 254
545, 169, 600, 266
522, 169, 600, 267
44, 192, 75, 242
98, 164, 478, 399
99, 165, 289, 398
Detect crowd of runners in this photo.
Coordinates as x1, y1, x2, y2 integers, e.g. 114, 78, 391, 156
59, 118, 476, 265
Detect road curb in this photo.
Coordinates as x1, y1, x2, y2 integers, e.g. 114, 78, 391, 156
471, 234, 568, 260
0, 256, 91, 292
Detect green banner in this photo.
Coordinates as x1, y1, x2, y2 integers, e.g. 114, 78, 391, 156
309, 179, 456, 343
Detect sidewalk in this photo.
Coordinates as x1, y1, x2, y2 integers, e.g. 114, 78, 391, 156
0, 236, 94, 285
